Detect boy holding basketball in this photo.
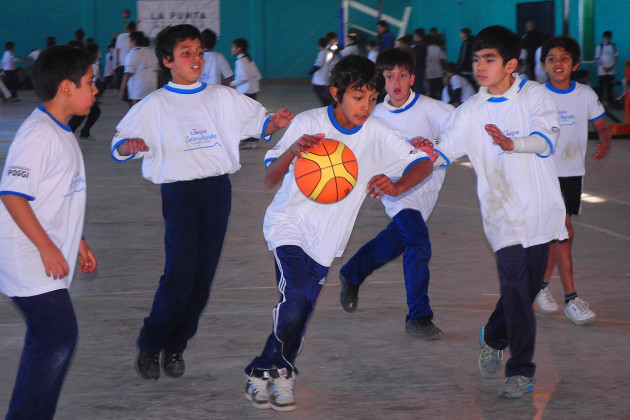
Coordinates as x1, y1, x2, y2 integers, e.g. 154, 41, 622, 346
110, 24, 293, 381
339, 48, 454, 340
244, 54, 434, 412
430, 26, 566, 397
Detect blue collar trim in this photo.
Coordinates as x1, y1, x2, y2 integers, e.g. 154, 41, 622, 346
487, 78, 527, 102
545, 80, 576, 94
37, 105, 71, 131
327, 105, 362, 135
391, 92, 420, 113
163, 82, 207, 94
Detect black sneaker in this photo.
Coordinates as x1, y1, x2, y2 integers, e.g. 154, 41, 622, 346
136, 349, 160, 380
339, 273, 359, 312
162, 351, 185, 378
405, 316, 443, 340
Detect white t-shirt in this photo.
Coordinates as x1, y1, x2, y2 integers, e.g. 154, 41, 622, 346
103, 49, 115, 78
200, 51, 233, 85
230, 54, 261, 94
375, 93, 454, 220
545, 81, 606, 177
449, 74, 475, 103
1, 50, 17, 71
311, 49, 328, 86
124, 47, 158, 100
425, 45, 445, 79
115, 32, 131, 67
0, 106, 86, 297
595, 42, 618, 76
534, 46, 548, 84
340, 44, 359, 57
368, 50, 378, 62
263, 106, 429, 266
28, 49, 40, 62
111, 81, 271, 184
436, 74, 567, 252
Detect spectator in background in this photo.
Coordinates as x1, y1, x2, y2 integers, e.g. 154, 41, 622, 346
456, 28, 476, 88
396, 34, 413, 52
68, 28, 85, 49
377, 20, 394, 51
115, 21, 136, 89
425, 35, 445, 100
595, 30, 618, 104
200, 29, 233, 85
411, 28, 427, 95
366, 39, 378, 62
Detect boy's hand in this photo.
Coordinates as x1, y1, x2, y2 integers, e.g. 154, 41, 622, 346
291, 133, 324, 157
271, 108, 294, 129
485, 124, 514, 151
120, 138, 149, 156
39, 244, 69, 280
366, 174, 398, 199
592, 141, 611, 160
78, 239, 97, 273
410, 136, 440, 163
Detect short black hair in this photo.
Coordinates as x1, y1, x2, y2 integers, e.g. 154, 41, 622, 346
397, 34, 413, 46
540, 36, 580, 65
376, 48, 415, 75
329, 55, 384, 107
130, 31, 147, 47
377, 20, 388, 29
5, 41, 15, 51
31, 45, 93, 102
326, 32, 338, 42
74, 28, 85, 40
201, 29, 217, 50
444, 62, 458, 74
414, 28, 425, 38
156, 24, 201, 73
461, 28, 472, 37
127, 21, 137, 31
603, 30, 612, 39
318, 37, 328, 49
472, 25, 521, 64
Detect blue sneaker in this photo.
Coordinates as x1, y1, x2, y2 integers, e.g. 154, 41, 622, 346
478, 325, 503, 379
498, 375, 535, 397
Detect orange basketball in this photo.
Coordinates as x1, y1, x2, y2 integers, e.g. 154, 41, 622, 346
294, 138, 359, 204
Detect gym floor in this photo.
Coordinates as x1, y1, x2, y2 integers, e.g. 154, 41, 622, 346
0, 84, 629, 419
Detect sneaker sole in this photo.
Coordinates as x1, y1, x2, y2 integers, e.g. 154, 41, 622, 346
269, 401, 297, 412
245, 392, 271, 409
535, 304, 560, 314
498, 384, 534, 398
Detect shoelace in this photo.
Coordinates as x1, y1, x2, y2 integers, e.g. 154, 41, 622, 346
166, 353, 183, 363
273, 377, 295, 396
571, 298, 591, 313
250, 377, 268, 394
481, 345, 504, 362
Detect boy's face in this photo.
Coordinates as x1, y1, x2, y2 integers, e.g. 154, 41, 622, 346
163, 37, 204, 85
329, 83, 378, 129
383, 65, 414, 107
542, 47, 579, 86
603, 36, 611, 44
67, 67, 97, 116
473, 48, 517, 94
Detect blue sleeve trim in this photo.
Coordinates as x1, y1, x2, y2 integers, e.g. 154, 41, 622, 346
111, 138, 136, 162
264, 157, 277, 168
434, 148, 451, 167
261, 117, 272, 142
589, 111, 606, 122
0, 191, 35, 201
402, 156, 430, 175
531, 131, 553, 158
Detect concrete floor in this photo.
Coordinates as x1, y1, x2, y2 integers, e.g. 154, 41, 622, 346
0, 85, 629, 420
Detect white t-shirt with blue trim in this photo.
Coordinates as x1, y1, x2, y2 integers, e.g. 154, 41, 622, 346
437, 74, 567, 251
200, 51, 233, 85
545, 81, 606, 177
111, 81, 271, 184
263, 105, 428, 266
375, 92, 454, 220
0, 106, 86, 297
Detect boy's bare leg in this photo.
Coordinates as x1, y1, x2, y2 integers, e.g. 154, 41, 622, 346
556, 214, 576, 294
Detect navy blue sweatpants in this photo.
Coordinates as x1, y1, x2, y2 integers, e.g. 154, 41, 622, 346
138, 175, 231, 354
484, 242, 550, 378
7, 289, 78, 420
246, 245, 329, 374
340, 209, 433, 320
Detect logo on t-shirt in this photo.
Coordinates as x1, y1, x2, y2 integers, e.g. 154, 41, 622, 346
558, 110, 576, 126
184, 128, 220, 151
65, 171, 86, 197
6, 165, 30, 178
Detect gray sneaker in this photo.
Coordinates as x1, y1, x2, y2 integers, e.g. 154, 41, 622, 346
245, 369, 271, 409
405, 316, 443, 340
478, 325, 503, 379
498, 375, 535, 398
268, 368, 296, 412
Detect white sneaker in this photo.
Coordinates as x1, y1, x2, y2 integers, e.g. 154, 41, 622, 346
535, 287, 559, 313
564, 297, 597, 325
245, 370, 270, 409
268, 368, 296, 412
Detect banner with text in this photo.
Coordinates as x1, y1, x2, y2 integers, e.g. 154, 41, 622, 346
137, 0, 220, 39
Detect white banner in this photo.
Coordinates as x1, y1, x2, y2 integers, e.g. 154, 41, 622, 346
137, 0, 220, 39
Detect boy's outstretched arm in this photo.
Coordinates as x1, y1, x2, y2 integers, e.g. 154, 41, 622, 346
264, 133, 324, 187
591, 118, 612, 160
485, 124, 549, 154
367, 159, 433, 199
78, 239, 97, 273
116, 138, 150, 156
1, 195, 69, 279
263, 109, 294, 137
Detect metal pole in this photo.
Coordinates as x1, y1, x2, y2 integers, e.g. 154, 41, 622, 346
563, 0, 570, 35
